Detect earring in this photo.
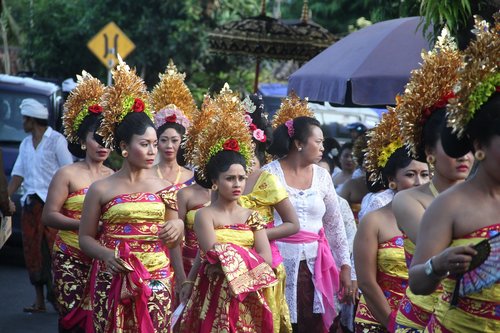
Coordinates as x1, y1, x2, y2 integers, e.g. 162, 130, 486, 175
426, 154, 435, 165
388, 181, 397, 190
474, 150, 485, 161
121, 150, 128, 158
298, 147, 303, 152
211, 184, 218, 191
81, 144, 86, 150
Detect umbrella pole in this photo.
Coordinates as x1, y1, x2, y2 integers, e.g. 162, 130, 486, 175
253, 58, 261, 93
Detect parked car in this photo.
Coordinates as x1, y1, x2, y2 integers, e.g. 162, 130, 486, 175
0, 74, 64, 245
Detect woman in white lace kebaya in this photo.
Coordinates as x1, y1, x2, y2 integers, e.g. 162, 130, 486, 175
264, 116, 352, 333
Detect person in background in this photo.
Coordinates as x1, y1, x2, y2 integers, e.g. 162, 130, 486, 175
8, 98, 73, 313
346, 122, 367, 143
353, 107, 430, 333
150, 60, 197, 300
323, 137, 341, 177
333, 142, 356, 192
41, 72, 113, 332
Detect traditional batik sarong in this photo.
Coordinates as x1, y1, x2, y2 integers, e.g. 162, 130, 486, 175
52, 188, 92, 332
178, 212, 277, 333
354, 236, 408, 333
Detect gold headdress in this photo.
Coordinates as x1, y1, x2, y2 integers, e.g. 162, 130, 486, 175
63, 71, 105, 143
190, 83, 254, 182
151, 59, 198, 130
98, 56, 152, 149
446, 14, 500, 138
364, 107, 404, 184
396, 28, 463, 159
271, 91, 315, 129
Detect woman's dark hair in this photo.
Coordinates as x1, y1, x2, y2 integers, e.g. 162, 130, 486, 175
417, 108, 446, 162
112, 112, 155, 153
204, 150, 247, 189
319, 157, 335, 174
248, 94, 273, 166
68, 114, 101, 158
267, 116, 321, 158
194, 169, 212, 189
323, 137, 341, 169
156, 122, 188, 166
381, 146, 413, 188
442, 92, 500, 158
366, 171, 386, 193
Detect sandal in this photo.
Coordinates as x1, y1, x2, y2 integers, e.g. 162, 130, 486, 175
23, 304, 46, 313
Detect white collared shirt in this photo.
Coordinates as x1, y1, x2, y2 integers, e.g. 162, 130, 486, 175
11, 126, 73, 203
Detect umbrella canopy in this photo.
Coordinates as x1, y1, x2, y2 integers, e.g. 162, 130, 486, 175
288, 16, 433, 106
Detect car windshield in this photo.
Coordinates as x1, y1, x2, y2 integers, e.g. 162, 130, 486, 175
0, 92, 50, 143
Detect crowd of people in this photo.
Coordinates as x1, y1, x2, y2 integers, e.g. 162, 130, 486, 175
1, 14, 498, 333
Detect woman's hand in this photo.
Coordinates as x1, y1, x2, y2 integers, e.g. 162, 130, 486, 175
102, 248, 131, 274
159, 219, 184, 246
179, 281, 194, 304
432, 245, 477, 277
339, 265, 353, 303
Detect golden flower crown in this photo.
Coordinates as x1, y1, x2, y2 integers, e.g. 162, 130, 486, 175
396, 28, 463, 159
272, 91, 315, 129
151, 59, 198, 130
190, 84, 254, 182
98, 56, 153, 149
446, 13, 500, 138
63, 71, 105, 144
364, 106, 404, 184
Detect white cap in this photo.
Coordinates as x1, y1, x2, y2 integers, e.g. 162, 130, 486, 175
20, 98, 49, 120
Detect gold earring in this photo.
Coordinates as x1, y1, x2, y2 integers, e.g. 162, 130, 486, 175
426, 154, 435, 165
474, 150, 485, 161
81, 144, 86, 150
388, 181, 397, 190
211, 184, 218, 191
121, 150, 128, 158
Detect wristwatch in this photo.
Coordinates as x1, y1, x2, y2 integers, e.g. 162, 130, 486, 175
424, 256, 449, 279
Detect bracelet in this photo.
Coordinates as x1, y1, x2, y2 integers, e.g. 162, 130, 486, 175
181, 280, 194, 287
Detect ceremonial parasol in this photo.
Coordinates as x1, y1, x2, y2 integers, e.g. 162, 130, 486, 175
288, 16, 432, 106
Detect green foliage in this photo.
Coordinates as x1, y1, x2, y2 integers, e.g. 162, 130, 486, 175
7, 0, 262, 104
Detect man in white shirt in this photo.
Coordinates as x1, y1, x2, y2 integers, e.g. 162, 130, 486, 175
7, 98, 73, 313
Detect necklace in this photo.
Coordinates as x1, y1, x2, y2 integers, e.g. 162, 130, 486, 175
157, 165, 182, 185
429, 181, 439, 198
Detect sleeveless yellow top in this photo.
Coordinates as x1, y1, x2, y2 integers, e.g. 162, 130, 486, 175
55, 188, 87, 252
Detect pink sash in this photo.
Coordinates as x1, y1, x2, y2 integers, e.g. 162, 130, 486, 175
280, 228, 340, 333
105, 242, 155, 333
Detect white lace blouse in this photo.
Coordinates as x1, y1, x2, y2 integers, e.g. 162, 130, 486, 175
262, 160, 351, 323
358, 189, 394, 221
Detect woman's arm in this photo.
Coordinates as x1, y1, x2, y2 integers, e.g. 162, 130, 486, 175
42, 168, 80, 230
193, 208, 217, 253
409, 196, 476, 295
354, 213, 392, 327
159, 206, 184, 249
322, 172, 352, 300
254, 227, 273, 265
266, 198, 299, 240
392, 190, 425, 243
179, 251, 201, 304
79, 184, 128, 273
169, 245, 187, 291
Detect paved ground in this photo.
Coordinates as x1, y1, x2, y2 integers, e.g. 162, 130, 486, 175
0, 244, 58, 333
